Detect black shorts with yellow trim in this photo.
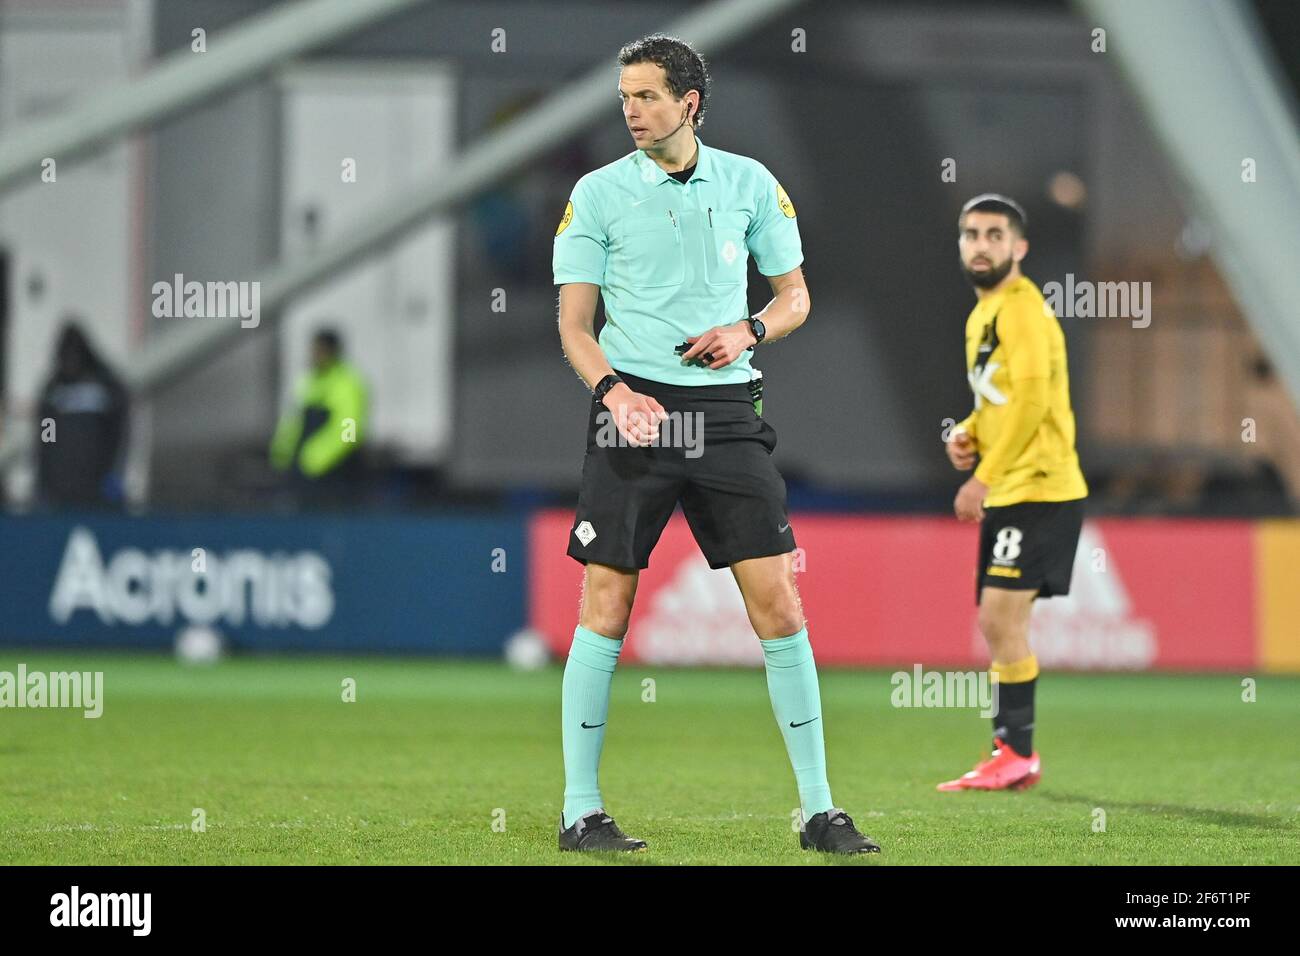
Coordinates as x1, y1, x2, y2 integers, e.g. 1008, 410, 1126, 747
567, 369, 795, 571
976, 498, 1085, 605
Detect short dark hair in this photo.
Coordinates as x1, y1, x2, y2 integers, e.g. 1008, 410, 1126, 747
313, 328, 342, 355
959, 193, 1027, 236
617, 34, 710, 130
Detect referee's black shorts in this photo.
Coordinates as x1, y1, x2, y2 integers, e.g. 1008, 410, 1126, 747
567, 369, 795, 571
976, 498, 1085, 604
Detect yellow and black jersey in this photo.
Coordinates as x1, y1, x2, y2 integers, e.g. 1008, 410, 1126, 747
956, 275, 1088, 507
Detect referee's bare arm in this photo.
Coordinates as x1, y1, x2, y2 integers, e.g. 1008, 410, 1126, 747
681, 266, 809, 370
557, 282, 667, 445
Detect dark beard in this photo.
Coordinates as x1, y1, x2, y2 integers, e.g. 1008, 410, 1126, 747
963, 257, 1013, 290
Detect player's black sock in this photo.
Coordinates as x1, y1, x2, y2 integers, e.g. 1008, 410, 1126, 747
993, 676, 1036, 757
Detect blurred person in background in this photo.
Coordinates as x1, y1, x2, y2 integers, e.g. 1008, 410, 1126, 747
36, 320, 128, 509
269, 327, 368, 510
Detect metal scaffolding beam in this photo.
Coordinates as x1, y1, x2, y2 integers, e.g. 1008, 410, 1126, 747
0, 0, 808, 476
131, 0, 808, 391
0, 0, 431, 194
0, 0, 806, 478
1076, 0, 1300, 411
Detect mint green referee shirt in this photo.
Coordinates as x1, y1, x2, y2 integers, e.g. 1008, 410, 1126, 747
553, 137, 804, 386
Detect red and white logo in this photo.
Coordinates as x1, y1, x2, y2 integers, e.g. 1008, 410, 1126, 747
634, 554, 761, 665
972, 523, 1157, 669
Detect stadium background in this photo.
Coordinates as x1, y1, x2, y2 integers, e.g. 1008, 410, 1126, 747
2, 0, 1299, 870
1, 0, 1298, 673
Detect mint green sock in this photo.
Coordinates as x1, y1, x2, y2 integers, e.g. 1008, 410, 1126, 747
561, 625, 624, 829
761, 627, 834, 821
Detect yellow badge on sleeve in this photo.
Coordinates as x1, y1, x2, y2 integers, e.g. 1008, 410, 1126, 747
776, 183, 795, 218
556, 200, 574, 236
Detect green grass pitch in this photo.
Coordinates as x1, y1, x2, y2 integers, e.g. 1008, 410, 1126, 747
1, 653, 1297, 865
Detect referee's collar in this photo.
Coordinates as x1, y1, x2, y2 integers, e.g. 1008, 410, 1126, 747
634, 136, 712, 185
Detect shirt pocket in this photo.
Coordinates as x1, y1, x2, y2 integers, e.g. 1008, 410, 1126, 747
611, 214, 684, 289
704, 210, 750, 286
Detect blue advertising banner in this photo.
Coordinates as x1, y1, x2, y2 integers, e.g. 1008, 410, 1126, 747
0, 514, 526, 654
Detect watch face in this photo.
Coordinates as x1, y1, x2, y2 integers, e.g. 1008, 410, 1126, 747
751, 319, 765, 340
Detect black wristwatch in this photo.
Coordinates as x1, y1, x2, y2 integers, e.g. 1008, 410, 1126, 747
593, 373, 624, 405
744, 317, 766, 350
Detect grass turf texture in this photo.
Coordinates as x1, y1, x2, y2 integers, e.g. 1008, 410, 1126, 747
1, 654, 1296, 865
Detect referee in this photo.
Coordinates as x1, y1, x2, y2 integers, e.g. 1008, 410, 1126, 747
939, 194, 1088, 792
551, 34, 878, 854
